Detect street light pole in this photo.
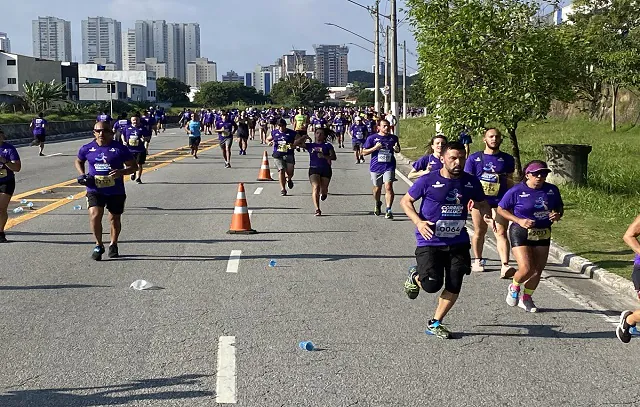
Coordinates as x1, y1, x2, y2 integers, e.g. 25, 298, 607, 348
374, 0, 380, 114
384, 25, 389, 114
390, 0, 399, 127
403, 40, 407, 119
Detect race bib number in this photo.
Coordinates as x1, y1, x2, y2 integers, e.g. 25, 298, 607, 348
222, 131, 230, 137
277, 142, 291, 153
0, 168, 7, 178
435, 220, 465, 238
314, 124, 322, 129
527, 228, 551, 241
94, 175, 115, 188
480, 173, 499, 196
356, 131, 364, 139
128, 136, 139, 147
378, 149, 392, 163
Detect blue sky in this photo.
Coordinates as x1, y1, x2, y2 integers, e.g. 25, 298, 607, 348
1, 0, 419, 79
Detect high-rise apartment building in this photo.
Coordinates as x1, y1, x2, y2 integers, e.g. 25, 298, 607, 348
187, 57, 216, 87
122, 29, 137, 70
0, 32, 10, 52
82, 17, 122, 69
222, 70, 243, 83
135, 57, 167, 79
314, 44, 349, 86
32, 16, 72, 62
282, 50, 315, 78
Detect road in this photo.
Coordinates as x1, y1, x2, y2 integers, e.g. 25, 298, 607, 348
0, 127, 638, 406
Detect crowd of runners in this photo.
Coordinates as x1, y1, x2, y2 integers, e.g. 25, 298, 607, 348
0, 104, 639, 343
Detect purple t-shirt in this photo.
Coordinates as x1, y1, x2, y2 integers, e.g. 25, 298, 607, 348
97, 114, 112, 123
363, 133, 400, 173
312, 117, 327, 129
77, 140, 134, 196
333, 118, 346, 133
412, 154, 443, 173
113, 119, 130, 134
271, 129, 297, 158
216, 120, 236, 140
498, 182, 563, 229
0, 142, 20, 181
123, 126, 149, 153
32, 118, 47, 135
408, 171, 485, 247
464, 151, 516, 207
350, 124, 368, 143
306, 142, 334, 169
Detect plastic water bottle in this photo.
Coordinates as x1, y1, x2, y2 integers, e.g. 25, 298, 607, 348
66, 195, 74, 199
13, 207, 24, 213
20, 199, 27, 204
298, 341, 316, 351
73, 205, 82, 211
26, 202, 34, 208
268, 259, 277, 268
40, 189, 51, 194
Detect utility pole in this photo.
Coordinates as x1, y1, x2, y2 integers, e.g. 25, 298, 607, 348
402, 40, 407, 119
374, 0, 380, 114
390, 0, 399, 127
384, 25, 389, 114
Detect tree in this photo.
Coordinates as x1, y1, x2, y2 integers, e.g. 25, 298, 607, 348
407, 0, 576, 175
407, 72, 428, 107
156, 77, 190, 103
270, 75, 328, 106
194, 82, 266, 107
569, 0, 640, 131
356, 89, 376, 105
22, 80, 68, 113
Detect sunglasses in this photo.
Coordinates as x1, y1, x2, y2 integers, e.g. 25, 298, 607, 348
528, 171, 550, 177
93, 129, 109, 133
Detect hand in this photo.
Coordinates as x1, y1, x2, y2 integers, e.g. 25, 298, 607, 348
417, 220, 435, 240
484, 215, 497, 232
518, 218, 535, 229
374, 142, 383, 150
109, 169, 123, 178
549, 211, 563, 223
77, 174, 88, 186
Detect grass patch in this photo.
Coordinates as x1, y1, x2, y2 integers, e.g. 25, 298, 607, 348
0, 113, 98, 124
399, 116, 639, 280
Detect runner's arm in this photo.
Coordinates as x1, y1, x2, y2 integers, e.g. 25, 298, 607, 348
407, 168, 429, 181
0, 156, 20, 172
623, 215, 640, 256
75, 158, 86, 176
361, 142, 382, 156
393, 140, 401, 153
329, 148, 337, 161
496, 206, 534, 229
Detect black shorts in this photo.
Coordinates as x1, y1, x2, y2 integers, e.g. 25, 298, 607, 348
34, 134, 46, 142
309, 167, 332, 179
237, 133, 249, 140
189, 136, 201, 147
133, 150, 147, 165
509, 223, 551, 247
86, 193, 126, 215
0, 178, 16, 195
415, 243, 471, 295
352, 141, 363, 151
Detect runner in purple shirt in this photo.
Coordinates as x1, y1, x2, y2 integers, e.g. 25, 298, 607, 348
215, 112, 238, 168
497, 160, 564, 313
29, 112, 47, 156
332, 113, 347, 149
350, 117, 369, 164
617, 216, 640, 342
75, 121, 137, 260
96, 112, 113, 124
293, 127, 337, 216
0, 127, 21, 243
408, 134, 447, 181
362, 119, 401, 219
121, 115, 150, 184
267, 119, 298, 196
401, 141, 494, 339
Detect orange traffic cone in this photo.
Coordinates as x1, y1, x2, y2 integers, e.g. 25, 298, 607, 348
257, 151, 274, 181
228, 183, 257, 234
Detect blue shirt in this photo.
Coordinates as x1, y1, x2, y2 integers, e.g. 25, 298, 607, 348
188, 121, 202, 137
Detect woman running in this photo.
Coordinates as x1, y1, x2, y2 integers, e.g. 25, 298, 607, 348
616, 214, 640, 343
258, 115, 268, 144
236, 112, 250, 155
186, 114, 202, 159
497, 160, 564, 313
407, 134, 447, 181
0, 127, 22, 243
294, 128, 337, 216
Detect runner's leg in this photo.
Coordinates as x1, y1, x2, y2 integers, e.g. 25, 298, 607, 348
310, 174, 321, 212
89, 206, 104, 246
471, 208, 488, 271
0, 193, 10, 236
109, 212, 122, 245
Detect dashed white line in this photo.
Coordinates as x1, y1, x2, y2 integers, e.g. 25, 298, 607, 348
254, 187, 263, 195
226, 250, 241, 273
395, 169, 414, 187
216, 336, 237, 404
45, 153, 62, 157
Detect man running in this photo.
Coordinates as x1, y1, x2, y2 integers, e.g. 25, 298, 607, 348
616, 214, 640, 342
401, 141, 493, 339
333, 112, 347, 149
294, 108, 309, 152
121, 115, 150, 184
29, 112, 47, 156
186, 113, 202, 159
75, 121, 137, 260
267, 119, 297, 196
0, 127, 21, 243
112, 113, 129, 138
362, 119, 401, 219
464, 128, 516, 278
408, 134, 447, 181
97, 111, 112, 125
215, 111, 238, 168
350, 116, 368, 164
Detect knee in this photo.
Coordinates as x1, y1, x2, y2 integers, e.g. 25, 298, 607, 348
444, 274, 465, 295
385, 184, 394, 193
420, 274, 444, 294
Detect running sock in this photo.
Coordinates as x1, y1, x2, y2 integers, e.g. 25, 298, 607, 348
523, 288, 535, 296
386, 207, 391, 212
511, 279, 521, 288
428, 319, 440, 327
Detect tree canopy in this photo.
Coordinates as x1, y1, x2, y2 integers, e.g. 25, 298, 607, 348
156, 77, 190, 103
193, 82, 267, 107
270, 75, 328, 106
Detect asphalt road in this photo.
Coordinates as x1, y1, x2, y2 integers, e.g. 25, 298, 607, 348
0, 127, 638, 406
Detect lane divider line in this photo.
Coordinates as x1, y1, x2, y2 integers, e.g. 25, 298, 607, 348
253, 187, 263, 195
226, 250, 242, 274
216, 336, 237, 404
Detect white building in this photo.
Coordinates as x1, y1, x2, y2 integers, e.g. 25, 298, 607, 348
187, 57, 216, 87
32, 16, 72, 62
282, 50, 315, 78
78, 63, 156, 102
183, 23, 200, 69
82, 17, 122, 69
167, 23, 185, 81
314, 44, 349, 87
135, 57, 167, 79
92, 58, 117, 71
0, 32, 10, 52
250, 65, 273, 94
122, 29, 136, 70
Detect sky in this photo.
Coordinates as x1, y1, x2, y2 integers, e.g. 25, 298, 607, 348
1, 0, 419, 79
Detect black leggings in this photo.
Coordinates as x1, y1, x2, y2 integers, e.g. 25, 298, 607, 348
633, 264, 640, 291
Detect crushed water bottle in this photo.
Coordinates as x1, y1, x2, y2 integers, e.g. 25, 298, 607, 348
66, 195, 74, 199
298, 341, 316, 351
13, 207, 24, 213
73, 205, 82, 210
20, 199, 27, 204
268, 259, 277, 267
27, 202, 34, 208
40, 189, 51, 194
130, 280, 162, 290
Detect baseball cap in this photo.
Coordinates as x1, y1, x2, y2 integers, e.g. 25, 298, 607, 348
526, 162, 552, 175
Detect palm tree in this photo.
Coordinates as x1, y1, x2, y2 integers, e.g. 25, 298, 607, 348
23, 80, 68, 113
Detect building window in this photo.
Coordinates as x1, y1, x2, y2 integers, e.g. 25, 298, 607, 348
7, 78, 16, 85
6, 60, 16, 66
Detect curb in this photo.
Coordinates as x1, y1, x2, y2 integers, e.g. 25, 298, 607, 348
395, 151, 637, 302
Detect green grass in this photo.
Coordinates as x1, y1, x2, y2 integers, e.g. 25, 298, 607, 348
0, 113, 98, 124
399, 116, 639, 280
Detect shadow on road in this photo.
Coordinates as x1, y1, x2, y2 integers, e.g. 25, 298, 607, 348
114, 253, 414, 262
0, 374, 214, 407
0, 284, 112, 291
458, 324, 616, 340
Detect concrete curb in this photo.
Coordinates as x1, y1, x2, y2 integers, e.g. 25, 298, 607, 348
395, 151, 637, 302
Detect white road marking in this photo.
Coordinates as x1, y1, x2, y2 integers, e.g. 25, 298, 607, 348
254, 187, 263, 195
395, 169, 414, 187
226, 250, 241, 273
45, 153, 62, 157
248, 210, 253, 220
216, 336, 237, 404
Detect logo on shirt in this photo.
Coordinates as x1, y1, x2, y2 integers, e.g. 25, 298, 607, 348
483, 162, 496, 172
109, 148, 116, 152
446, 189, 462, 204
94, 152, 107, 163
498, 157, 504, 162
89, 147, 96, 152
474, 157, 481, 162
534, 197, 549, 210
519, 192, 530, 198
465, 182, 474, 188
547, 189, 555, 195
431, 181, 445, 188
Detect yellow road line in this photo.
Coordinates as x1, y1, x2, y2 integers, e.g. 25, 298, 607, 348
10, 198, 62, 202
6, 139, 219, 231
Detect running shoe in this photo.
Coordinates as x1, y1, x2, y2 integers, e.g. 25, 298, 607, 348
0, 232, 7, 243
500, 264, 516, 279
136, 178, 142, 184
472, 259, 485, 273
404, 266, 420, 299
506, 283, 520, 307
238, 150, 243, 155
374, 201, 382, 216
320, 194, 327, 201
39, 152, 45, 157
385, 210, 394, 220
281, 189, 287, 196
108, 244, 119, 259
616, 310, 633, 344
287, 179, 294, 189
130, 174, 136, 181
315, 209, 322, 216
425, 320, 452, 339
91, 245, 105, 261
518, 294, 537, 313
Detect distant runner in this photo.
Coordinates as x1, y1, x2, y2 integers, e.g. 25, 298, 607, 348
186, 114, 202, 159
29, 112, 47, 156
267, 119, 297, 196
0, 127, 21, 243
